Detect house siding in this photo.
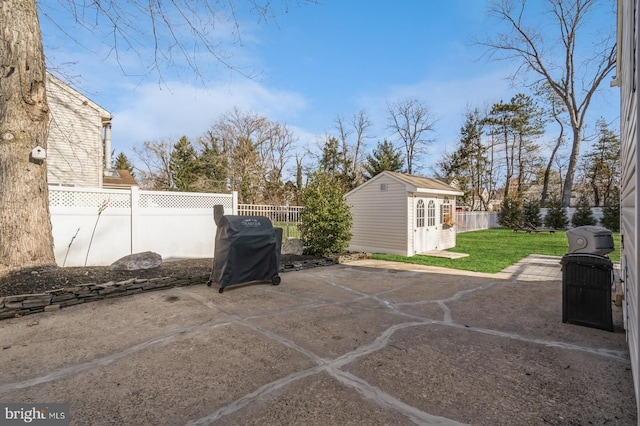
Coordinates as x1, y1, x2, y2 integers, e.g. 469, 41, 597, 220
618, 0, 640, 416
346, 174, 409, 255
46, 75, 110, 187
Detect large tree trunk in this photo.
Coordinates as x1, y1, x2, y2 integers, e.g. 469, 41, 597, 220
561, 126, 582, 208
540, 128, 564, 205
0, 0, 55, 271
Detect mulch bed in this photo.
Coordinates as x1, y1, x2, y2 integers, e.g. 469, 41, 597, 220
0, 255, 325, 298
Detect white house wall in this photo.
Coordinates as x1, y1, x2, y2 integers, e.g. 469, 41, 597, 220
618, 0, 640, 414
46, 75, 107, 187
346, 174, 409, 255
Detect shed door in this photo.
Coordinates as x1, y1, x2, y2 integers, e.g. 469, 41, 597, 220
414, 198, 437, 254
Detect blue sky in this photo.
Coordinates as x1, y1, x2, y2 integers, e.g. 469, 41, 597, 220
38, 0, 619, 176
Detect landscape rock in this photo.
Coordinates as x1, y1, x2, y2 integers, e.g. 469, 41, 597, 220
281, 238, 304, 255
110, 251, 162, 271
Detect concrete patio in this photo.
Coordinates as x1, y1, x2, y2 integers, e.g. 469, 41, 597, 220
0, 257, 636, 425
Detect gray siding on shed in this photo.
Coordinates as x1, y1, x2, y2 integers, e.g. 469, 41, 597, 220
617, 0, 640, 416
346, 174, 409, 255
46, 74, 111, 187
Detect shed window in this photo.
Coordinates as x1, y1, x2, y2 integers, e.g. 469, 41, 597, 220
427, 200, 436, 226
416, 199, 425, 227
441, 197, 452, 225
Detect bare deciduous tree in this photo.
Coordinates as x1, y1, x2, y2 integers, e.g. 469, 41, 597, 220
386, 98, 436, 175
335, 110, 373, 188
261, 122, 296, 204
209, 108, 295, 204
133, 140, 174, 190
482, 0, 616, 207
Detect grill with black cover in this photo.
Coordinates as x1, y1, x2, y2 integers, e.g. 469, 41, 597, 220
207, 205, 282, 293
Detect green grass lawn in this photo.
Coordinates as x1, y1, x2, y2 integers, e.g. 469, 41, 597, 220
373, 228, 621, 274
273, 222, 301, 239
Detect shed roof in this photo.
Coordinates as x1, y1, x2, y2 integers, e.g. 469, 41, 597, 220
346, 171, 463, 197
102, 169, 138, 189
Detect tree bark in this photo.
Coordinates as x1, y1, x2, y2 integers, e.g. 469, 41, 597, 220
0, 0, 55, 271
561, 125, 582, 208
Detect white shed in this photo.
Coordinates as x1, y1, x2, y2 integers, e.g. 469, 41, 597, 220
345, 171, 464, 256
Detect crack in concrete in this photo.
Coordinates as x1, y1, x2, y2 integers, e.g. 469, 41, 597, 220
327, 368, 467, 426
186, 366, 325, 425
0, 318, 231, 394
177, 286, 458, 425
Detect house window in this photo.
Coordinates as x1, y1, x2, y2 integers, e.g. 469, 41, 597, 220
416, 199, 425, 227
427, 200, 436, 227
441, 197, 452, 226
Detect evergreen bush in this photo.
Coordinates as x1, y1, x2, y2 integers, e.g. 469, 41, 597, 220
523, 199, 542, 227
571, 194, 596, 227
543, 196, 569, 230
498, 196, 523, 227
299, 171, 353, 256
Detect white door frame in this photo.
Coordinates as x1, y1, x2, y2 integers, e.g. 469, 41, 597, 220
414, 196, 437, 254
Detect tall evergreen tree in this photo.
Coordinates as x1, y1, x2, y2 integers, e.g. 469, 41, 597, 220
582, 119, 620, 206
170, 136, 200, 191
197, 133, 228, 193
113, 152, 135, 177
363, 140, 404, 180
485, 94, 544, 201
510, 93, 545, 196
441, 109, 489, 210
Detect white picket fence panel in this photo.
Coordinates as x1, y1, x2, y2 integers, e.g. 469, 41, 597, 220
49, 186, 237, 267
455, 211, 500, 233
237, 204, 303, 238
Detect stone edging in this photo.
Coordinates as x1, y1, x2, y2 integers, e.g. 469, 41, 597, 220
0, 253, 371, 321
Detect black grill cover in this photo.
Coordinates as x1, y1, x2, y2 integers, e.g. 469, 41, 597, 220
211, 211, 282, 290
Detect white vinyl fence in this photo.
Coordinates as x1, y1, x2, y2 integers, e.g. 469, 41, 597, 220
539, 207, 604, 226
49, 186, 237, 267
49, 186, 507, 267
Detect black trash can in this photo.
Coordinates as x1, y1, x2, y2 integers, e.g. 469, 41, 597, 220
208, 205, 283, 293
561, 253, 614, 332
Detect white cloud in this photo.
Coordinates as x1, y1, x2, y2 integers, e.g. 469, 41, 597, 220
110, 79, 308, 154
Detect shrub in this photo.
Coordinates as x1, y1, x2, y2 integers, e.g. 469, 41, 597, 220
299, 171, 353, 256
544, 196, 569, 230
523, 199, 542, 227
571, 193, 596, 227
601, 193, 620, 232
498, 196, 523, 227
